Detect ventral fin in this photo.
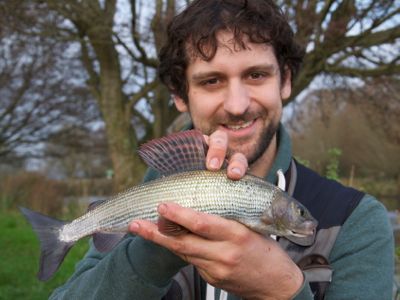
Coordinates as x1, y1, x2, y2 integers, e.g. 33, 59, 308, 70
93, 232, 125, 252
138, 130, 208, 175
158, 216, 189, 236
88, 200, 125, 252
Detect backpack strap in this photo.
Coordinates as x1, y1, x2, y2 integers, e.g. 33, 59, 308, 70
163, 265, 204, 300
279, 160, 365, 299
279, 227, 339, 300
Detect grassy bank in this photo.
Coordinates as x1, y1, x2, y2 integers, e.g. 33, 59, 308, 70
0, 211, 89, 300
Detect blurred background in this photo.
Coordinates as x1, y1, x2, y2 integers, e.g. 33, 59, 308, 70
0, 1, 399, 299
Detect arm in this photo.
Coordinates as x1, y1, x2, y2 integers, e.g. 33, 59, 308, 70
324, 195, 394, 300
49, 236, 187, 299
50, 130, 249, 299
293, 195, 394, 300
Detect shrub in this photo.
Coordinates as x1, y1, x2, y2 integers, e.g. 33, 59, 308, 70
325, 148, 342, 181
0, 172, 64, 216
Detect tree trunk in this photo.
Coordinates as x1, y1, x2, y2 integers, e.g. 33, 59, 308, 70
87, 31, 144, 191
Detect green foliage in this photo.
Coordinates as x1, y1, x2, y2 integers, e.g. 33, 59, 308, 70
294, 156, 311, 168
0, 211, 89, 300
325, 148, 342, 181
396, 246, 400, 261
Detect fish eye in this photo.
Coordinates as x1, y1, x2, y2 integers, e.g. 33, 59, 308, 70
297, 207, 305, 217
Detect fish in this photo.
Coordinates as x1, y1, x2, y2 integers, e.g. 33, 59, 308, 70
20, 130, 317, 281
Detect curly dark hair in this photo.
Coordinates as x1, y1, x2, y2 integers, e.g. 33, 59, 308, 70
158, 0, 304, 102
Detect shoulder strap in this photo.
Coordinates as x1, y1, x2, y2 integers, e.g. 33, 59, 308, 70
279, 227, 339, 300
280, 160, 365, 299
163, 265, 204, 300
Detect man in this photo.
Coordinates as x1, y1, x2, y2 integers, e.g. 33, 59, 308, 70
50, 0, 394, 299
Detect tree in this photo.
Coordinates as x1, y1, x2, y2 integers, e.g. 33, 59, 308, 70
44, 126, 112, 180
281, 0, 400, 101
287, 77, 400, 177
21, 0, 182, 189
2, 0, 399, 190
0, 1, 98, 161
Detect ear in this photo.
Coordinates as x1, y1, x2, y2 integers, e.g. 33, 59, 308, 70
173, 95, 188, 112
281, 68, 292, 103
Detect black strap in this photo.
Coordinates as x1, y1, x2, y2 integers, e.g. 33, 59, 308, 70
163, 265, 203, 300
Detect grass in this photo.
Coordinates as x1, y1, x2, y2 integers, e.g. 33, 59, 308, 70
0, 211, 89, 300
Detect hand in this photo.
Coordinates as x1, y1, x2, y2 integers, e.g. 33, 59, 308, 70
203, 130, 248, 180
130, 203, 303, 300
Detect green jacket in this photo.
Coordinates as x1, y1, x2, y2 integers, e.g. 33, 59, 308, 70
50, 126, 394, 300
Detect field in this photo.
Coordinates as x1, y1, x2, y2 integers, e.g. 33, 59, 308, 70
0, 211, 89, 300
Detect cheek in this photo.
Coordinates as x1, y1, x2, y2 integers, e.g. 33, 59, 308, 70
188, 91, 221, 118
254, 86, 283, 111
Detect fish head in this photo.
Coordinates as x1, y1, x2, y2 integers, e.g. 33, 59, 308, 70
269, 193, 317, 240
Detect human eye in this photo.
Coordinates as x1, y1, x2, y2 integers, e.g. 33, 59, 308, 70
200, 77, 220, 86
248, 71, 266, 80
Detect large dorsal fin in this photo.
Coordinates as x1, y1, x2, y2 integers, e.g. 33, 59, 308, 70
138, 130, 208, 176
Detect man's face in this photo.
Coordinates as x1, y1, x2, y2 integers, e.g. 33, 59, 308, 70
174, 31, 291, 165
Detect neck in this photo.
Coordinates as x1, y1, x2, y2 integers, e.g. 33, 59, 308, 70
248, 134, 278, 178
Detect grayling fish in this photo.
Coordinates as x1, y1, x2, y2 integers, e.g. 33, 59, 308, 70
20, 130, 317, 281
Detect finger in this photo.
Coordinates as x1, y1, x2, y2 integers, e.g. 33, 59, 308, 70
129, 219, 158, 238
173, 237, 226, 263
227, 152, 248, 180
129, 219, 182, 250
206, 130, 228, 171
157, 202, 248, 241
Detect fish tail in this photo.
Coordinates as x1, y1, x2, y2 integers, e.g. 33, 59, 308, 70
19, 207, 74, 281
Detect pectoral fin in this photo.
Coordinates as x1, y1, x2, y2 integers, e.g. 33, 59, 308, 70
238, 218, 275, 236
157, 216, 189, 236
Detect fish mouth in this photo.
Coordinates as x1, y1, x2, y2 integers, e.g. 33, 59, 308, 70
288, 228, 315, 238
287, 220, 318, 237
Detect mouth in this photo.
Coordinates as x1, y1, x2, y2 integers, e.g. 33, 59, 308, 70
224, 120, 254, 130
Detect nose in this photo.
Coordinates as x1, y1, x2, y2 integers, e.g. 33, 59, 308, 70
223, 80, 250, 116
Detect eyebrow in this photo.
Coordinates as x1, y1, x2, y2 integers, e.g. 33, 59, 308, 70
190, 64, 278, 82
245, 64, 277, 75
190, 71, 225, 82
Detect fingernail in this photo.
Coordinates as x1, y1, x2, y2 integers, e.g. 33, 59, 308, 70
230, 167, 242, 176
209, 157, 220, 169
130, 222, 140, 232
158, 203, 167, 215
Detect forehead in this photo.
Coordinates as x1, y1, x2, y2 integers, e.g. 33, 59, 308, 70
188, 30, 276, 62
186, 31, 278, 72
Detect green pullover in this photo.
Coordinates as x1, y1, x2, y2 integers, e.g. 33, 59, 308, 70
50, 125, 394, 300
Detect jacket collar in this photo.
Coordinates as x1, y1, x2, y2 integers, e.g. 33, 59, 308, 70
266, 123, 293, 184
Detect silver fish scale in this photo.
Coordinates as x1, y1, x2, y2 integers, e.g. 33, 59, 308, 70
60, 170, 278, 243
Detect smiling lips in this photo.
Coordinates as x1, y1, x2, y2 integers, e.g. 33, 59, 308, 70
223, 119, 255, 131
